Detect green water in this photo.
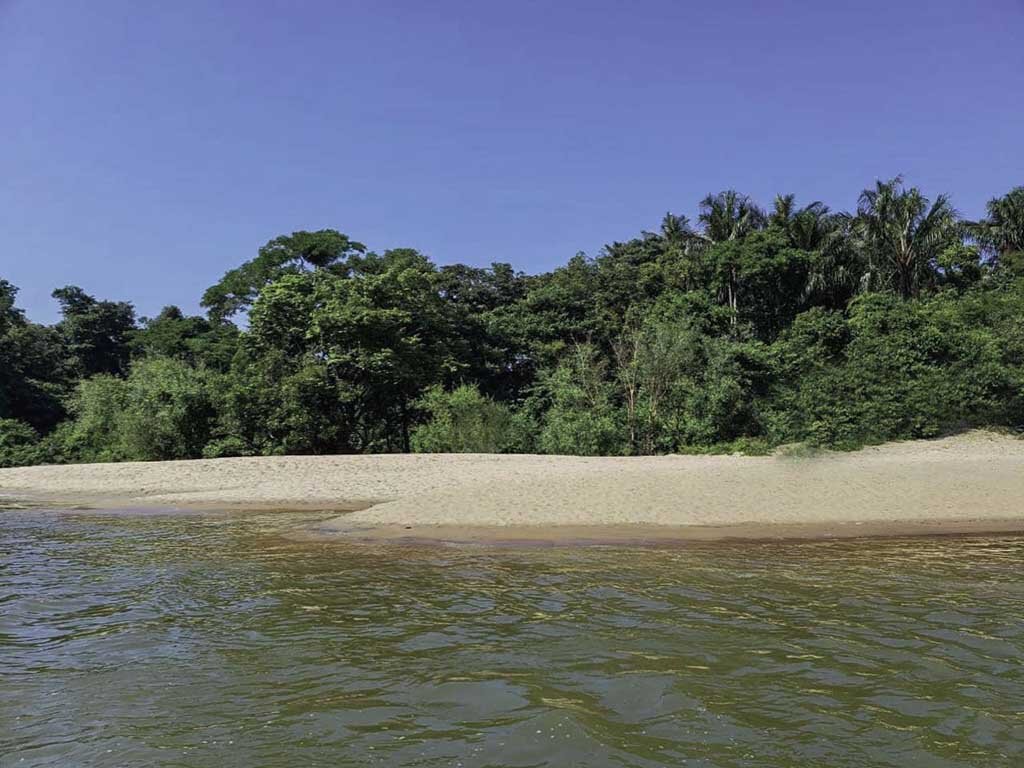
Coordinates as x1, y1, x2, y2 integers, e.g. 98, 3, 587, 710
1, 509, 1022, 767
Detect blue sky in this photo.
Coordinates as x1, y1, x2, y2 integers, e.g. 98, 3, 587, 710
2, 0, 1022, 323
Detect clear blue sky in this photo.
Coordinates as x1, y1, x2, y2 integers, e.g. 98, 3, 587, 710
2, 0, 1022, 323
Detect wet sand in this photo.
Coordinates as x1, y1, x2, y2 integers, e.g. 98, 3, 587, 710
2, 431, 1023, 543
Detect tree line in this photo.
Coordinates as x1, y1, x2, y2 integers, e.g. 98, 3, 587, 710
2, 178, 1023, 466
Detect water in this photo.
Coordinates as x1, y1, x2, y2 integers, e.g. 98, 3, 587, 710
1, 508, 1023, 767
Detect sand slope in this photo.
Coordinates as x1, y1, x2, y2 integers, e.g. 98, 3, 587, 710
2, 431, 1023, 541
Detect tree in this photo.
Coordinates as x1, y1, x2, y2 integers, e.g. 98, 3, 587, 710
435, 262, 530, 400
704, 230, 812, 340
613, 317, 701, 454
201, 229, 365, 319
972, 186, 1024, 272
767, 290, 1024, 447
58, 358, 222, 462
58, 374, 130, 462
698, 190, 767, 244
239, 247, 455, 453
52, 286, 136, 377
770, 196, 845, 252
645, 213, 706, 293
0, 279, 26, 337
697, 191, 767, 325
132, 305, 239, 371
312, 249, 454, 451
117, 358, 221, 461
854, 177, 961, 299
7, 181, 1024, 468
537, 343, 624, 456
0, 281, 68, 432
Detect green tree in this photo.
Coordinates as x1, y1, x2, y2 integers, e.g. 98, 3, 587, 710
117, 358, 222, 461
538, 344, 624, 455
704, 229, 812, 341
854, 177, 961, 299
59, 359, 221, 462
313, 249, 454, 451
972, 186, 1024, 273
59, 374, 130, 462
435, 263, 530, 400
52, 285, 136, 377
767, 289, 1024, 447
202, 229, 365, 319
8, 182, 1024, 467
614, 318, 701, 453
697, 191, 767, 324
132, 305, 239, 371
238, 247, 455, 453
0, 281, 68, 432
698, 190, 767, 244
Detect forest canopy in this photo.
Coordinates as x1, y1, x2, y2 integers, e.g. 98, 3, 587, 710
2, 179, 1023, 467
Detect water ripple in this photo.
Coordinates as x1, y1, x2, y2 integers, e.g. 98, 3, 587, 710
1, 509, 1023, 767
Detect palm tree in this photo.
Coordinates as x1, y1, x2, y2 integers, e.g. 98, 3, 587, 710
697, 191, 766, 323
658, 212, 696, 244
972, 187, 1024, 262
854, 177, 960, 299
698, 190, 767, 243
770, 194, 798, 228
651, 213, 707, 291
772, 194, 851, 249
767, 195, 865, 308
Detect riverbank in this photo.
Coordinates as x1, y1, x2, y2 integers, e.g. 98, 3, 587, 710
2, 431, 1023, 542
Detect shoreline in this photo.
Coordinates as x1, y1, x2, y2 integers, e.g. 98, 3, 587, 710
2, 430, 1023, 544
313, 519, 1024, 547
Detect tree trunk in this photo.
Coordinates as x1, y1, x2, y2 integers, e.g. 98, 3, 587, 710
401, 401, 411, 453
728, 266, 738, 328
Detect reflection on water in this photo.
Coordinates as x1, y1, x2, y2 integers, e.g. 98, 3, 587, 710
1, 509, 1023, 767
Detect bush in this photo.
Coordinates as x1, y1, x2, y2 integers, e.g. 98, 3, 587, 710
201, 436, 253, 459
59, 374, 130, 462
411, 384, 514, 453
60, 358, 221, 462
0, 419, 44, 467
117, 358, 221, 460
764, 287, 1024, 448
537, 345, 625, 455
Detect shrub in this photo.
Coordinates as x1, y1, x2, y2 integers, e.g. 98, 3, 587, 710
411, 384, 514, 453
60, 358, 221, 462
0, 419, 43, 467
59, 375, 130, 462
537, 345, 625, 456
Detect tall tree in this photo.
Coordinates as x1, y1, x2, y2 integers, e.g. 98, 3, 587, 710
705, 230, 812, 340
202, 230, 365, 319
854, 177, 960, 299
771, 196, 845, 251
972, 186, 1024, 267
698, 191, 767, 244
768, 198, 864, 309
132, 305, 239, 371
0, 281, 68, 432
435, 262, 529, 400
650, 212, 706, 292
698, 191, 767, 324
52, 286, 136, 377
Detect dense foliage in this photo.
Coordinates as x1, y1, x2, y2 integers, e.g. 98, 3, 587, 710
2, 179, 1022, 466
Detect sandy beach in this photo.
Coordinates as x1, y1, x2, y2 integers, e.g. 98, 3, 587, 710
2, 431, 1023, 542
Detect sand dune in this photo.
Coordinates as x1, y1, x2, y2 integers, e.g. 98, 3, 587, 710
2, 431, 1023, 542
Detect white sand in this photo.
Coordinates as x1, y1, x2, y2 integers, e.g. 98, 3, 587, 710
2, 431, 1023, 541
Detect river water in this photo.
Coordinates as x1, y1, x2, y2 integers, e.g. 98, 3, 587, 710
1, 508, 1022, 767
